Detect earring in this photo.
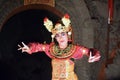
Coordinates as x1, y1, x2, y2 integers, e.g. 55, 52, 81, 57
68, 31, 72, 41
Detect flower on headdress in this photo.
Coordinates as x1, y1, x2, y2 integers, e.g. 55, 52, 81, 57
64, 14, 70, 19
62, 14, 71, 28
43, 17, 53, 32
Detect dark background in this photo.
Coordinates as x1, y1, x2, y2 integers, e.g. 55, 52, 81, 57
0, 9, 60, 80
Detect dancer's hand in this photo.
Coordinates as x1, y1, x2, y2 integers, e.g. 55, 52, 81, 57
88, 51, 101, 63
18, 42, 31, 54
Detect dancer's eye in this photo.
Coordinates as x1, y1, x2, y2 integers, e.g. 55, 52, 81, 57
61, 32, 66, 36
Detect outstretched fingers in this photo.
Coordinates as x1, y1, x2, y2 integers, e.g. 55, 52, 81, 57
18, 44, 22, 50
22, 42, 27, 47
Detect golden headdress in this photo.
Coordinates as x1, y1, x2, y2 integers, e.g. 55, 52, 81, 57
44, 14, 72, 42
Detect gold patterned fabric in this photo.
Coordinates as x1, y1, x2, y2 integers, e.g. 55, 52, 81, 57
51, 59, 78, 80
50, 44, 77, 59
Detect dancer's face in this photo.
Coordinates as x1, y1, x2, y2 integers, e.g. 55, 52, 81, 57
55, 32, 68, 45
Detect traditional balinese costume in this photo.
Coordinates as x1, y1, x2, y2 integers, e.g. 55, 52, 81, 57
27, 14, 101, 80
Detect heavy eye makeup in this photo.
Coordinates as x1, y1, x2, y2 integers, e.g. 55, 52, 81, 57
55, 34, 59, 38
61, 32, 66, 36
55, 32, 66, 38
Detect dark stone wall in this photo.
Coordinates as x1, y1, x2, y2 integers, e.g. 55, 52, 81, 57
0, 0, 23, 29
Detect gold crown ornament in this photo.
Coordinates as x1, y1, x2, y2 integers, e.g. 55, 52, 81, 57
44, 14, 72, 42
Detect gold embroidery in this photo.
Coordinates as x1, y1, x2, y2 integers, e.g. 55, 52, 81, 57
50, 44, 77, 58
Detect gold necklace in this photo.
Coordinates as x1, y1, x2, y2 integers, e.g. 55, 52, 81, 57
50, 44, 77, 58
54, 44, 72, 56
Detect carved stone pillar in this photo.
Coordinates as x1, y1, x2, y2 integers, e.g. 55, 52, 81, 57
24, 0, 55, 7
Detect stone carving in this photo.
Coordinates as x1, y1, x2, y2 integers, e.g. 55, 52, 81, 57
24, 0, 55, 7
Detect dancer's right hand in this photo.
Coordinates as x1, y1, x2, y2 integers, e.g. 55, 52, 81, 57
18, 42, 31, 54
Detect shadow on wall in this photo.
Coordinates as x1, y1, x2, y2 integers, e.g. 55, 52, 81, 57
106, 50, 120, 80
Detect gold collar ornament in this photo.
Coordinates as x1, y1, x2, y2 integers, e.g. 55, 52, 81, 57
50, 44, 77, 59
43, 14, 72, 42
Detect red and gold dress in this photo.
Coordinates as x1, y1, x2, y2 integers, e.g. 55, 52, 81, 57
28, 42, 100, 80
